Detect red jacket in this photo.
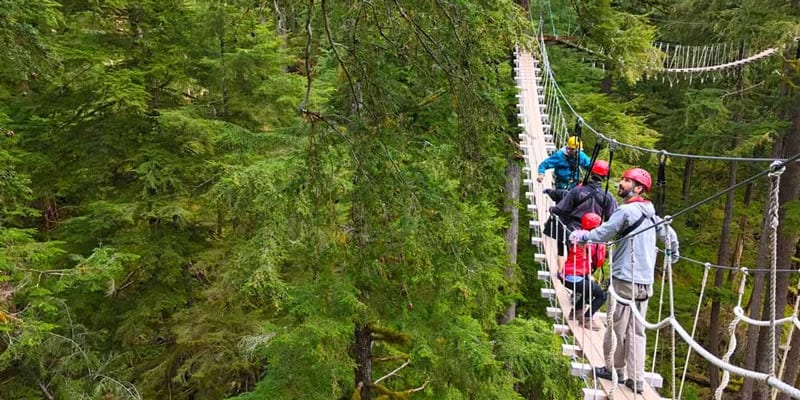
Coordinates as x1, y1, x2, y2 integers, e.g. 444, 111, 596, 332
563, 242, 606, 277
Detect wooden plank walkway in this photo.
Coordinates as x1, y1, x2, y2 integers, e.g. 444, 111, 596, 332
515, 48, 666, 400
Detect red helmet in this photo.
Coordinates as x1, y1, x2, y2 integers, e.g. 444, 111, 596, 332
591, 160, 609, 177
581, 212, 602, 230
622, 168, 652, 192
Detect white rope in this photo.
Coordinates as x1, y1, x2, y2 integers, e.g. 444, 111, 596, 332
666, 225, 678, 400
767, 161, 783, 381
606, 243, 618, 399
678, 263, 711, 399
731, 306, 800, 330
595, 250, 800, 399
650, 250, 669, 373
629, 237, 638, 394
773, 277, 800, 400
715, 269, 749, 399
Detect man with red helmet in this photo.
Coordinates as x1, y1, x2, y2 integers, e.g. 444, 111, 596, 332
560, 212, 607, 331
549, 160, 618, 257
572, 167, 680, 394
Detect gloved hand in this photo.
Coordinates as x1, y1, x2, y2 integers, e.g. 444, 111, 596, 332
666, 248, 680, 264
569, 229, 589, 245
536, 174, 545, 183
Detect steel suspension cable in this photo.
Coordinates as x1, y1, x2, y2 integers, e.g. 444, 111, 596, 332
602, 152, 800, 247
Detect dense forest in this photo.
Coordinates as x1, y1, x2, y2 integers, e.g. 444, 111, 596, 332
1, 0, 800, 399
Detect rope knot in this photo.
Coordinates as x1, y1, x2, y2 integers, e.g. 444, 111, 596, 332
768, 160, 785, 177
609, 139, 619, 150
657, 150, 668, 163
704, 262, 712, 270
663, 215, 673, 225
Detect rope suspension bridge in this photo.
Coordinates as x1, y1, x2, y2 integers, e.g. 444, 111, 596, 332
536, 1, 778, 82
514, 32, 800, 400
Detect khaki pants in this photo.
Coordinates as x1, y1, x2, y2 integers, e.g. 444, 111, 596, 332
603, 279, 652, 382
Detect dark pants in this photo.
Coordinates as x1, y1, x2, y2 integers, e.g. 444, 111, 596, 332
563, 278, 606, 318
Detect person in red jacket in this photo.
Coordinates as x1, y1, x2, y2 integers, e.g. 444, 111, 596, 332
560, 212, 607, 331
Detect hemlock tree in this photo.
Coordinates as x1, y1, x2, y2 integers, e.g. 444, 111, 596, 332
1, 0, 585, 399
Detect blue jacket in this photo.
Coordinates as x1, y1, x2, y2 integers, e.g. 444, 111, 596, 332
537, 147, 591, 188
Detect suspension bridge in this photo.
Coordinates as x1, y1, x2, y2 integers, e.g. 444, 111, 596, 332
514, 32, 800, 400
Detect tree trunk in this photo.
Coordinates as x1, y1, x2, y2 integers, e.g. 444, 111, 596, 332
740, 128, 786, 400
219, 26, 229, 118
711, 64, 745, 387
729, 182, 753, 287
751, 100, 800, 400
739, 214, 771, 400
354, 324, 373, 400
515, 0, 529, 10
777, 332, 800, 400
743, 43, 800, 400
682, 158, 694, 202
600, 74, 612, 94
708, 160, 736, 388
499, 154, 521, 324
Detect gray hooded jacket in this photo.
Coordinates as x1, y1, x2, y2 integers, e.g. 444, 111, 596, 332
583, 199, 679, 285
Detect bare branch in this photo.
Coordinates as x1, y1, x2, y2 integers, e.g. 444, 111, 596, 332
408, 380, 429, 393
373, 359, 410, 384
321, 0, 360, 115
391, 0, 448, 72
298, 0, 315, 113
38, 382, 54, 400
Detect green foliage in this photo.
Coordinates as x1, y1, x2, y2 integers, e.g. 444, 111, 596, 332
495, 319, 582, 399
233, 318, 354, 400
572, 0, 662, 83
9, 0, 800, 399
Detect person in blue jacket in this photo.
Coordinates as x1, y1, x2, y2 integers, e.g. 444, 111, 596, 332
536, 136, 591, 190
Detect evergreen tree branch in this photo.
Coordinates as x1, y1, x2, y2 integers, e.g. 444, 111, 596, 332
321, 0, 360, 115
377, 139, 419, 211
298, 0, 315, 113
391, 0, 448, 73
434, 0, 465, 48
38, 382, 54, 400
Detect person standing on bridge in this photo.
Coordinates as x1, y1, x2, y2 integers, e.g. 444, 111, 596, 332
560, 212, 607, 331
571, 167, 679, 394
549, 159, 618, 255
550, 160, 618, 223
536, 136, 591, 190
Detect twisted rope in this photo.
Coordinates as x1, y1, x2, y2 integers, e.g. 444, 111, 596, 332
715, 269, 749, 399
767, 162, 783, 381
606, 243, 618, 399
678, 263, 711, 400
665, 224, 678, 400
773, 276, 800, 400
651, 249, 669, 373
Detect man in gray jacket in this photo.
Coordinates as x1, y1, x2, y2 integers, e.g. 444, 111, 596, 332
572, 167, 679, 394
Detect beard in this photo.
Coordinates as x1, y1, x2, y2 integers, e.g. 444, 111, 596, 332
617, 186, 629, 198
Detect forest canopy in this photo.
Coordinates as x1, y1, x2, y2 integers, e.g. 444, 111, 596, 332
1, 1, 800, 400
